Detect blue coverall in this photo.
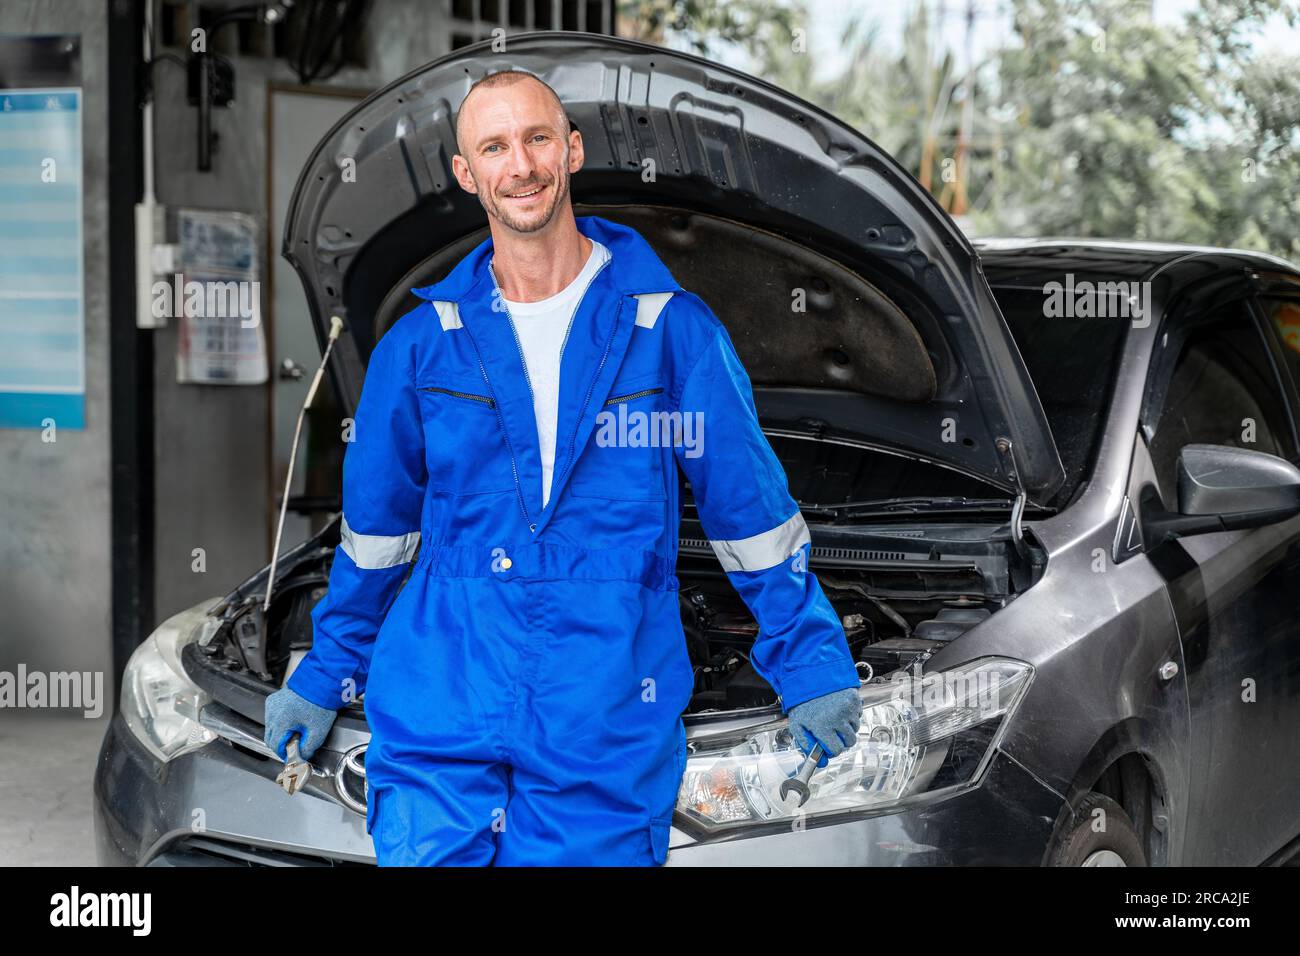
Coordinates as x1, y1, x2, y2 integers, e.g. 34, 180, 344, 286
286, 215, 861, 865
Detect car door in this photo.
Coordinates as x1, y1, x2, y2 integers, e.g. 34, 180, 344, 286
1140, 295, 1300, 864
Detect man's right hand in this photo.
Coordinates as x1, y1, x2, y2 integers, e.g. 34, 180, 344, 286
263, 686, 339, 761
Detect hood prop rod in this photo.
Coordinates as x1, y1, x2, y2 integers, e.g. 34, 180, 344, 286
995, 437, 1032, 567
263, 315, 345, 615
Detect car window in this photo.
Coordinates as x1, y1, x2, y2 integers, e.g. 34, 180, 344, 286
1145, 300, 1296, 503
989, 286, 1129, 506
1257, 296, 1300, 413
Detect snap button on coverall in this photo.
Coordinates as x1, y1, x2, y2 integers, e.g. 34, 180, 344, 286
286, 215, 861, 865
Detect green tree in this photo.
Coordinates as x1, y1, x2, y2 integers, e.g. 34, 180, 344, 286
618, 0, 799, 61
632, 0, 1300, 259
973, 0, 1298, 257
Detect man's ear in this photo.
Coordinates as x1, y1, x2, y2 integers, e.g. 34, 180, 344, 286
567, 129, 585, 174
451, 153, 478, 194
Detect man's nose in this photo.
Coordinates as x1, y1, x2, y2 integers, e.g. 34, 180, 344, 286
505, 138, 535, 180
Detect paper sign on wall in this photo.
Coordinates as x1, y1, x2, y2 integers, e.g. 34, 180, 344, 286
173, 208, 268, 385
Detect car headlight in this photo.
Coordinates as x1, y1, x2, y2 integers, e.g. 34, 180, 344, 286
120, 598, 222, 763
677, 657, 1033, 834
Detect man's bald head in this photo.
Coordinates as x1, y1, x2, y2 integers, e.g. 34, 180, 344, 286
449, 68, 585, 236
453, 70, 571, 157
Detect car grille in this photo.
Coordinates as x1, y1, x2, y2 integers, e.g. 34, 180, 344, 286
151, 836, 372, 867
678, 536, 910, 563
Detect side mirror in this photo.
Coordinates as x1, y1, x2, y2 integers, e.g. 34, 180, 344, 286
1139, 443, 1300, 549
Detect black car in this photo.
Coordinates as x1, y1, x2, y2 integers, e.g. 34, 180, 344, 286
94, 32, 1300, 866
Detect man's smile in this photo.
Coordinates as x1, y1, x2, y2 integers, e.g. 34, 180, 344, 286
503, 183, 548, 203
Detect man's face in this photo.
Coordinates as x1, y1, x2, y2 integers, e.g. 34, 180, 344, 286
452, 79, 584, 235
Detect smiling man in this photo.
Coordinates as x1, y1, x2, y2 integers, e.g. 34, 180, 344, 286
264, 69, 863, 866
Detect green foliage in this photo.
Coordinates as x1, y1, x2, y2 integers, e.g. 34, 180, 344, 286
618, 0, 799, 60
636, 0, 1300, 260
977, 0, 1299, 258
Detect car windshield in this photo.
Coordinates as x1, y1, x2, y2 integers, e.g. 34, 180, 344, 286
994, 285, 1129, 504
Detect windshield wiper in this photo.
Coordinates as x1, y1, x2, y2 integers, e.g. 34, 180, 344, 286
795, 495, 1055, 521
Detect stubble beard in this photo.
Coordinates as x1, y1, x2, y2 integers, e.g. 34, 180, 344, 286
479, 159, 571, 235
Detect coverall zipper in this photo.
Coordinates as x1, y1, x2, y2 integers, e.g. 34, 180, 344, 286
490, 253, 612, 401
604, 386, 663, 405
469, 351, 533, 529
556, 298, 622, 490
486, 253, 613, 533
419, 386, 495, 407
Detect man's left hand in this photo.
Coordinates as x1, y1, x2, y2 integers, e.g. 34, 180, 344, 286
787, 687, 862, 768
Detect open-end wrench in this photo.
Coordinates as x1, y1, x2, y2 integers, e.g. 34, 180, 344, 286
780, 743, 826, 807
275, 734, 312, 796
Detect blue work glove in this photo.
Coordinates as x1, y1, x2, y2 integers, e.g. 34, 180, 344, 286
786, 687, 863, 768
263, 686, 339, 761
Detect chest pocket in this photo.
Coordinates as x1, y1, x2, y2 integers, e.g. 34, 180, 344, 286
417, 378, 518, 495
570, 376, 668, 501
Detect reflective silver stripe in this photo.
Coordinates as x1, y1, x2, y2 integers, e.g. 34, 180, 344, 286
339, 514, 420, 569
431, 300, 462, 331
708, 511, 810, 573
633, 291, 673, 329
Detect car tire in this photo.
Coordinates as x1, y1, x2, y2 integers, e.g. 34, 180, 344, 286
1047, 792, 1148, 867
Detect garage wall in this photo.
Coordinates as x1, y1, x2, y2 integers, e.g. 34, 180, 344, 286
148, 0, 456, 624
0, 1, 112, 682
0, 0, 612, 698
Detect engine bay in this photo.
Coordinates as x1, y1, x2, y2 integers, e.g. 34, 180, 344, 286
197, 514, 1044, 719
672, 517, 1037, 712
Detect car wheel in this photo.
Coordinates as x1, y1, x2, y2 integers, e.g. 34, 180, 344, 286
1047, 792, 1148, 867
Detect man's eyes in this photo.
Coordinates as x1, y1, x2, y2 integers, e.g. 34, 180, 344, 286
484, 135, 548, 153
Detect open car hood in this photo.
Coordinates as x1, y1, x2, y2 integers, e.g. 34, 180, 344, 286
283, 32, 1065, 504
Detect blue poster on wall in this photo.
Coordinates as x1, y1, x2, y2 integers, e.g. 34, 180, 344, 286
0, 86, 84, 429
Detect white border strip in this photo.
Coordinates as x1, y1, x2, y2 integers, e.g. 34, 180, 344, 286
432, 300, 462, 331
633, 291, 673, 329
709, 511, 810, 573
340, 514, 420, 569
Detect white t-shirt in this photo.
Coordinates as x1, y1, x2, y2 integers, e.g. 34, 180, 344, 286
494, 237, 611, 508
